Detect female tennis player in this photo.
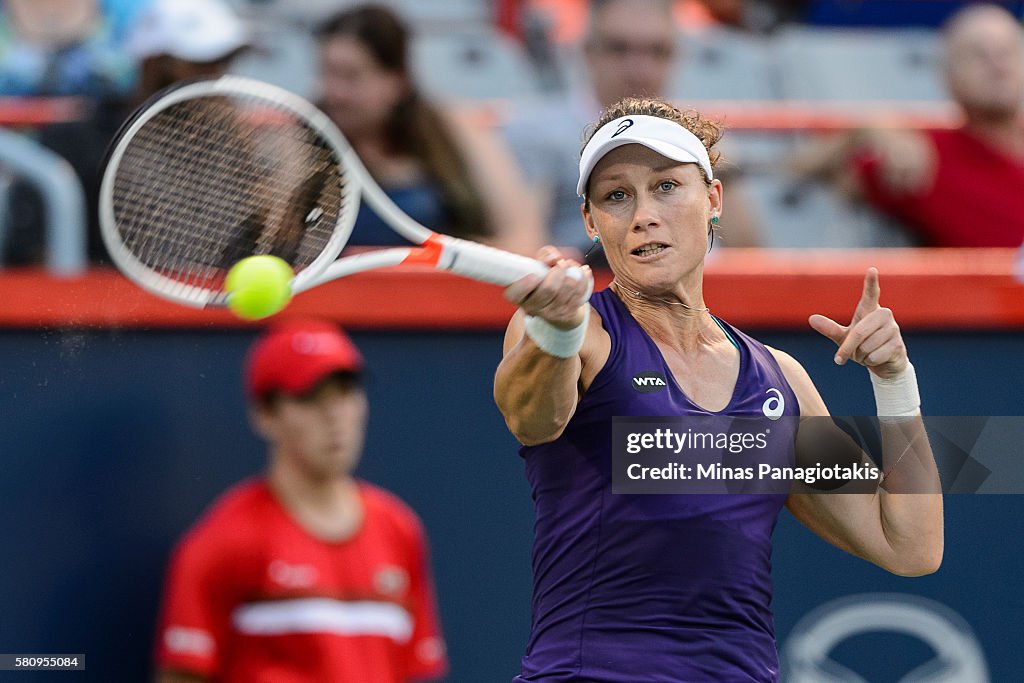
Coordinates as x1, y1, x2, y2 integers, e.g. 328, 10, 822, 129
494, 97, 943, 682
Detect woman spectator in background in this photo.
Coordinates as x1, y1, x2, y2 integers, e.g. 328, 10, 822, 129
316, 5, 542, 255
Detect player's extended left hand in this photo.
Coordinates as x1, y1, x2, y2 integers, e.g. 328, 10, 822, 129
808, 267, 909, 379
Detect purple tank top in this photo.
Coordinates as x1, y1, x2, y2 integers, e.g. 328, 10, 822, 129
515, 288, 800, 682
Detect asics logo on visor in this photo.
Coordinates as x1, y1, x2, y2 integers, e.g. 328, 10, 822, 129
611, 118, 634, 138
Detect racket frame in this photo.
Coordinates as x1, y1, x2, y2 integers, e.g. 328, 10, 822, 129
100, 75, 557, 310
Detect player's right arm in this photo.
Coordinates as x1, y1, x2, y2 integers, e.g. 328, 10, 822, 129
494, 247, 606, 445
789, 127, 937, 198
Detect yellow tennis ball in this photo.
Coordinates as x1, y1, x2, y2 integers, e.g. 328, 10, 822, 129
224, 255, 294, 320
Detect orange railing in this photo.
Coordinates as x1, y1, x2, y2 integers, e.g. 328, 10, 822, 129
1, 249, 1021, 330
0, 97, 88, 127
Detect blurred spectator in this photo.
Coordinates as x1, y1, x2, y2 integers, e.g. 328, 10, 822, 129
1, 0, 133, 265
154, 319, 448, 683
502, 0, 763, 253
790, 3, 1024, 247
0, 0, 137, 97
1, 0, 249, 266
101, 0, 153, 40
316, 5, 542, 255
519, 0, 714, 45
125, 0, 249, 109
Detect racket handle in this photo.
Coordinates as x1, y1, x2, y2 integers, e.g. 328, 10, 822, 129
440, 238, 551, 285
436, 237, 594, 302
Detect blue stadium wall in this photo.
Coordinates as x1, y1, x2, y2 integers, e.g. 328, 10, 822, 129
1, 328, 1021, 682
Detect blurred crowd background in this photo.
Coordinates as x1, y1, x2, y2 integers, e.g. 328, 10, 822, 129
2, 3, 1024, 681
3, 0, 1024, 274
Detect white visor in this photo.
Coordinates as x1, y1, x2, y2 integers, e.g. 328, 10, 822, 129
577, 115, 713, 197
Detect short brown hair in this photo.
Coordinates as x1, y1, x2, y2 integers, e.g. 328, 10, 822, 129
581, 97, 724, 198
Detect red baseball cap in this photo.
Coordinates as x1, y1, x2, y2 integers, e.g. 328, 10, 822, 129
245, 319, 364, 401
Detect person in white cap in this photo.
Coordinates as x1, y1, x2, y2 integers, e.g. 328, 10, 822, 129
127, 0, 249, 106
494, 97, 943, 682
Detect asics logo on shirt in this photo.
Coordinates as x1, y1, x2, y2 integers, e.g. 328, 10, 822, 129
762, 388, 785, 420
632, 371, 667, 392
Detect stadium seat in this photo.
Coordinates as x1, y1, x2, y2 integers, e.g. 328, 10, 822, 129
411, 28, 544, 102
230, 23, 318, 99
378, 0, 492, 31
775, 26, 945, 102
236, 0, 347, 26
238, 0, 492, 31
742, 171, 915, 248
670, 28, 782, 102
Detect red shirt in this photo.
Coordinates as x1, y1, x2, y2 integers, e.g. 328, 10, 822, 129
856, 126, 1024, 246
155, 479, 447, 682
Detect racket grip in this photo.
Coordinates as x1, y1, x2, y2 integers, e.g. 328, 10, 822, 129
441, 238, 594, 303
441, 239, 550, 286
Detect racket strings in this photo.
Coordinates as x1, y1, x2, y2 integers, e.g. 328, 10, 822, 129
110, 94, 347, 301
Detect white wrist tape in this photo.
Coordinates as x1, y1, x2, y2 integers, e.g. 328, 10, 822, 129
870, 361, 921, 420
524, 308, 589, 358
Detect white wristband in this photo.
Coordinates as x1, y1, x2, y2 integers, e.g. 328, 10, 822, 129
870, 361, 921, 420
524, 308, 589, 358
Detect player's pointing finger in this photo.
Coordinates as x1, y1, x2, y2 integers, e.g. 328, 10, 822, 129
860, 267, 881, 311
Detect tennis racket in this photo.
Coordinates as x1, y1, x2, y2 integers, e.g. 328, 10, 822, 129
99, 75, 580, 309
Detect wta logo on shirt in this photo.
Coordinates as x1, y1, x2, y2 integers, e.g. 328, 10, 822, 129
632, 371, 667, 393
762, 388, 785, 420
